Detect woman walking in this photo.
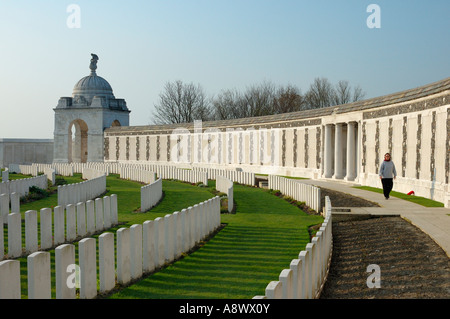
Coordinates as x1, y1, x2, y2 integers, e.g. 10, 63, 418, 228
379, 153, 397, 199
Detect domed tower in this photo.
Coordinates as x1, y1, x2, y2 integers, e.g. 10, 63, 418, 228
53, 54, 130, 163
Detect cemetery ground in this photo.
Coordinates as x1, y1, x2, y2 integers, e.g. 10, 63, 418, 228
2, 172, 323, 299
2, 172, 449, 299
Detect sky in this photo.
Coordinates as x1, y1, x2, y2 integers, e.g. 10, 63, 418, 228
0, 0, 449, 139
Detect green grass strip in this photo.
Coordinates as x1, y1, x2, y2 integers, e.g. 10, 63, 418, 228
353, 186, 444, 207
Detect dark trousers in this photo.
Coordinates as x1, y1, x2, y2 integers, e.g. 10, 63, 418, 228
381, 178, 393, 198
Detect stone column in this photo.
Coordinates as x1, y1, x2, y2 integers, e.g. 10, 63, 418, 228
346, 121, 357, 181
324, 125, 334, 178
333, 123, 344, 179
53, 131, 70, 163
87, 131, 104, 162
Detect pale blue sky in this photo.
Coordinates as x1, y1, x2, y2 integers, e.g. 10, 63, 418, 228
0, 0, 449, 138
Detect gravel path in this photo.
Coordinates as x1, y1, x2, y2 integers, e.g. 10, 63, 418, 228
317, 189, 450, 299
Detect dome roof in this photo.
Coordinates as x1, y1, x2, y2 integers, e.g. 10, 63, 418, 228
72, 53, 115, 105
72, 74, 115, 101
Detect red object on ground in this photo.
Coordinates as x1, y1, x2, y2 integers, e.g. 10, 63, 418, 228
407, 191, 415, 195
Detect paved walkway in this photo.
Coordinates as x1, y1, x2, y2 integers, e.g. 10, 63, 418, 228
298, 178, 450, 258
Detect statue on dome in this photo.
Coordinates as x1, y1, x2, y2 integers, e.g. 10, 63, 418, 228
89, 54, 99, 74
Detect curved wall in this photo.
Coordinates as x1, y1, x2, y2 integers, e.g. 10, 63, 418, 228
104, 78, 450, 207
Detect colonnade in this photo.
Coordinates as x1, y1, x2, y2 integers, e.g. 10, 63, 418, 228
323, 121, 359, 181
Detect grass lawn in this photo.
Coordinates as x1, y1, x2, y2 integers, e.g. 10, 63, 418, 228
353, 186, 444, 207
108, 183, 323, 299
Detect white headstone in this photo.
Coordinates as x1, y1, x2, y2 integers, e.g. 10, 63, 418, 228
130, 224, 143, 280
27, 251, 51, 299
66, 204, 76, 241
8, 213, 22, 258
143, 220, 155, 273
79, 238, 97, 299
55, 244, 76, 299
117, 227, 131, 285
95, 198, 104, 231
54, 206, 65, 245
0, 260, 21, 299
40, 208, 52, 250
76, 202, 87, 237
99, 232, 115, 293
25, 210, 38, 254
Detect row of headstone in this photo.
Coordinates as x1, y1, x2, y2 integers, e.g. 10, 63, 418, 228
120, 167, 156, 184
57, 174, 106, 207
254, 196, 333, 299
149, 165, 208, 185
0, 195, 220, 299
268, 175, 321, 213
0, 192, 20, 224
0, 174, 48, 198
216, 175, 234, 213
30, 162, 259, 189
8, 164, 38, 176
0, 194, 118, 261
140, 178, 163, 212
43, 167, 56, 186
193, 167, 256, 186
82, 167, 107, 180
9, 163, 55, 185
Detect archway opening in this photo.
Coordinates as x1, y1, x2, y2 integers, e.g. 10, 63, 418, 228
68, 119, 89, 163
111, 120, 121, 127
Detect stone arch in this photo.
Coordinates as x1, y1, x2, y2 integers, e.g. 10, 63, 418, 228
68, 119, 89, 163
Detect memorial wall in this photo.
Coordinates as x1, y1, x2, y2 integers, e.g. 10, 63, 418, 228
104, 78, 450, 207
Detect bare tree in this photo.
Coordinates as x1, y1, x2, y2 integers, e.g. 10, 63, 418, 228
152, 80, 211, 124
242, 81, 277, 117
333, 80, 352, 105
333, 80, 366, 105
272, 84, 305, 114
212, 89, 243, 120
211, 78, 365, 120
352, 85, 366, 102
212, 82, 277, 120
305, 77, 366, 109
304, 77, 335, 109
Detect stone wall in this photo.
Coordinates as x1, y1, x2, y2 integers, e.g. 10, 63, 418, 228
0, 139, 53, 169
